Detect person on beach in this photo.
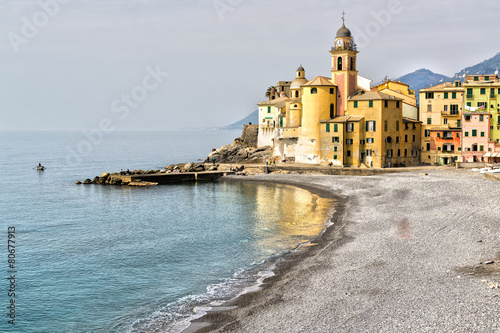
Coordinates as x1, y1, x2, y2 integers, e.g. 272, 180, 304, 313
212, 157, 216, 166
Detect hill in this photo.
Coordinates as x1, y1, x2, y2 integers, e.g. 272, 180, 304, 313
394, 68, 450, 92
219, 110, 258, 130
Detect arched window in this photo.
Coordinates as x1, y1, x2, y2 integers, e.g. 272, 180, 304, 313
330, 104, 335, 118
295, 91, 299, 98
350, 57, 355, 70
337, 57, 343, 70
385, 136, 392, 143
311, 88, 318, 94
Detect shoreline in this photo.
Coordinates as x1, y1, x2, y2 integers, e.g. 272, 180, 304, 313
188, 169, 500, 332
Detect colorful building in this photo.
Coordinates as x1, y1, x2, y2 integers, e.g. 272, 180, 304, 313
371, 80, 418, 120
259, 18, 421, 167
461, 110, 491, 162
419, 81, 464, 165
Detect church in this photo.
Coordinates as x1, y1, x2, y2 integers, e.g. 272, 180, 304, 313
257, 18, 421, 168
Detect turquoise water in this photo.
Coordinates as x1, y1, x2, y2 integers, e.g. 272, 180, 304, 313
0, 130, 333, 332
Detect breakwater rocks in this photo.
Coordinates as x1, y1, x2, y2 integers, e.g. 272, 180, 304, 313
206, 138, 272, 164
76, 162, 219, 186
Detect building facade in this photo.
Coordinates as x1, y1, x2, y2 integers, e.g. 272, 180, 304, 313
419, 82, 464, 165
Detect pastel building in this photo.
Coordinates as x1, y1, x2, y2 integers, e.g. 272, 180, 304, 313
419, 81, 464, 165
371, 80, 418, 120
258, 18, 421, 167
461, 110, 491, 162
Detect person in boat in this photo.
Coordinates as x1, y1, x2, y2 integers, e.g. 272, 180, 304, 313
38, 163, 42, 167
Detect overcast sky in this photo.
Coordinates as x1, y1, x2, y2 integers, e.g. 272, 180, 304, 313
1, 0, 499, 131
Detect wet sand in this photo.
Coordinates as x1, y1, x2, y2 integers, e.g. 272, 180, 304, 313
192, 169, 500, 332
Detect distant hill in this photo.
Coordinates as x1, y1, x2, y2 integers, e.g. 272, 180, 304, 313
220, 110, 258, 130
394, 68, 450, 92
453, 52, 500, 79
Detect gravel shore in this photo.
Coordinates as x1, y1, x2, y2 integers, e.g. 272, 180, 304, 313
194, 169, 500, 332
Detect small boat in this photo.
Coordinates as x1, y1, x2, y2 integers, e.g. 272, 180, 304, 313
36, 165, 45, 171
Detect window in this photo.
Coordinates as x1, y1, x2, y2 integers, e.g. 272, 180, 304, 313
444, 119, 448, 125
450, 105, 458, 115
330, 88, 334, 94
367, 138, 374, 144
413, 135, 416, 142
360, 140, 365, 144
354, 101, 358, 108
346, 139, 353, 145
467, 88, 473, 97
479, 115, 484, 121
337, 57, 342, 70
456, 133, 460, 138
425, 130, 430, 137
387, 149, 393, 157
474, 76, 478, 81
369, 100, 373, 108
427, 104, 432, 112
396, 136, 400, 143
427, 118, 432, 125
498, 116, 500, 124
437, 147, 441, 151
444, 105, 448, 112
444, 92, 448, 99
437, 133, 440, 138
465, 132, 469, 137
472, 129, 477, 137
480, 88, 486, 95
334, 124, 338, 132
426, 143, 430, 151
267, 106, 271, 113
385, 137, 392, 143
396, 121, 399, 131
311, 88, 317, 94
491, 88, 495, 97
480, 131, 485, 137
396, 101, 400, 108
346, 123, 354, 132
330, 104, 335, 118
398, 149, 401, 157
384, 120, 388, 131
480, 145, 484, 152
334, 146, 338, 152
295, 91, 299, 98
366, 149, 372, 157
384, 100, 388, 108
366, 121, 376, 132
332, 137, 339, 143
485, 76, 490, 81
334, 155, 338, 160
347, 150, 351, 157
350, 57, 355, 70
326, 124, 330, 132
452, 92, 456, 99
404, 149, 408, 156
425, 92, 434, 99
465, 115, 471, 121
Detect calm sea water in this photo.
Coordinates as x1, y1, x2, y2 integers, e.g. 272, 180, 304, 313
0, 130, 334, 333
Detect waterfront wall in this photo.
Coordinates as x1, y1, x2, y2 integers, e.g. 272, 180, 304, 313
242, 124, 259, 147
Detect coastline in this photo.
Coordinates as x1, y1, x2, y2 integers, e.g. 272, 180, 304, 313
189, 169, 500, 332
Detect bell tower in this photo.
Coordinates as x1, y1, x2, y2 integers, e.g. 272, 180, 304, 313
330, 13, 358, 116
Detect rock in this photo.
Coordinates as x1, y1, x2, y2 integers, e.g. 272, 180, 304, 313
128, 181, 158, 186
207, 141, 273, 164
100, 172, 110, 178
75, 181, 82, 184
83, 179, 92, 184
93, 176, 100, 184
146, 170, 156, 174
485, 261, 494, 265
418, 173, 428, 176
208, 166, 217, 171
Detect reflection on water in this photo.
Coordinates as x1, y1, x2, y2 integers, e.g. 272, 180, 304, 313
220, 181, 336, 252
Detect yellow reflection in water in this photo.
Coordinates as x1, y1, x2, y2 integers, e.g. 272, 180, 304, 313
240, 182, 337, 251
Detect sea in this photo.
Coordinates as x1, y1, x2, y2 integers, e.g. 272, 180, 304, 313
0, 130, 335, 333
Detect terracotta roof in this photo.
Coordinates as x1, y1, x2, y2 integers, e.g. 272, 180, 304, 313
349, 91, 402, 101
420, 82, 464, 92
320, 115, 364, 123
257, 96, 290, 106
303, 76, 336, 87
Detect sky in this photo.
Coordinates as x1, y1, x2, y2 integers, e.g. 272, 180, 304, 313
1, 0, 500, 131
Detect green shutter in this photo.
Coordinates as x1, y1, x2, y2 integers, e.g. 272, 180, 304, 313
444, 92, 448, 99
452, 92, 456, 99
326, 124, 330, 132
334, 124, 338, 132
472, 129, 477, 136
369, 100, 373, 107
354, 101, 358, 108
267, 106, 271, 113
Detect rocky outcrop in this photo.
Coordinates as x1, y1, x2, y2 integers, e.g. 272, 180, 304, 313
206, 139, 272, 164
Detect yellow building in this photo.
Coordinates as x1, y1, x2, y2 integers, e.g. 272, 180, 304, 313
372, 80, 418, 120
419, 81, 464, 165
263, 18, 421, 167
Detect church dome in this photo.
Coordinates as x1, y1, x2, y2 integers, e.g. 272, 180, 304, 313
336, 23, 351, 38
297, 65, 305, 72
291, 77, 308, 90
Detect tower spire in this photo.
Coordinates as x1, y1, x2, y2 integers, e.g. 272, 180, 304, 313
341, 11, 346, 26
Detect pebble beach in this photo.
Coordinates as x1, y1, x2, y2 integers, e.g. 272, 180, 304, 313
193, 169, 500, 332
